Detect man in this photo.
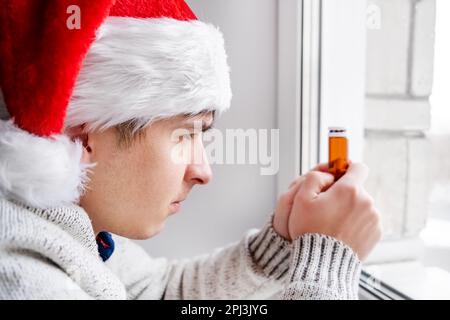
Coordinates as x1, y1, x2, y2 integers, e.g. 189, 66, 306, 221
0, 0, 381, 299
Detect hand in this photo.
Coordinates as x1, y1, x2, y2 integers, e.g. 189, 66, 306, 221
273, 163, 329, 241
288, 163, 382, 261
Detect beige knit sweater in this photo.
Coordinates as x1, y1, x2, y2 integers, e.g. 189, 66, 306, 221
0, 198, 361, 299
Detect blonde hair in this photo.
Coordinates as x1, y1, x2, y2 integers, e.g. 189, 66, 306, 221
115, 120, 147, 148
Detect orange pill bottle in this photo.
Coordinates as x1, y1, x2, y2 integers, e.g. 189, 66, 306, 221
328, 127, 348, 180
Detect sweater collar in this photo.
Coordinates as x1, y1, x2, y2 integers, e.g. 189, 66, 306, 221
12, 199, 99, 256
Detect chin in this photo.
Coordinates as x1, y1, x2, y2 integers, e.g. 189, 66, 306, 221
133, 220, 166, 240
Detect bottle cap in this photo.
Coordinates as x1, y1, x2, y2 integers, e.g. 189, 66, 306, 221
328, 126, 347, 137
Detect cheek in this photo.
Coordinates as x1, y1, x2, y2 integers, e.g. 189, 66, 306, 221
154, 145, 187, 187
90, 137, 186, 210
132, 143, 186, 200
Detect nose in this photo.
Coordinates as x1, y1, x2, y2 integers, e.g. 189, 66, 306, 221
185, 147, 213, 185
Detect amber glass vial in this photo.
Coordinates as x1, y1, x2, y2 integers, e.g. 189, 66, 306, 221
328, 127, 348, 180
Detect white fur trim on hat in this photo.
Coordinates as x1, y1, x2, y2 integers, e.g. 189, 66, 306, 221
66, 17, 232, 131
0, 120, 90, 208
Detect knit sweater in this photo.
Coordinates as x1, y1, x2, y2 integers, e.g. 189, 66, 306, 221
0, 197, 361, 299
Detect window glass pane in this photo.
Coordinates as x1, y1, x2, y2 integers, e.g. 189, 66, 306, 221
362, 0, 450, 299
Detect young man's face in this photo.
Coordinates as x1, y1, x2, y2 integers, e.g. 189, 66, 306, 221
79, 112, 214, 239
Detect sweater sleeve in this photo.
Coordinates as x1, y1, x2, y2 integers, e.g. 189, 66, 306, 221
281, 234, 361, 300
161, 215, 294, 299
106, 214, 361, 300
106, 213, 292, 300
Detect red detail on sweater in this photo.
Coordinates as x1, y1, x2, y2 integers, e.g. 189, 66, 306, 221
0, 0, 197, 137
96, 235, 110, 249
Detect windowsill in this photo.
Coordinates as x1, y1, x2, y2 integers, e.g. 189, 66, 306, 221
364, 261, 450, 300
362, 217, 450, 299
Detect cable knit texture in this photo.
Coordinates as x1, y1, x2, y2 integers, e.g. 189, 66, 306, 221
0, 197, 361, 299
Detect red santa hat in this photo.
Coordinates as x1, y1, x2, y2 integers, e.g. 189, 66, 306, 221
0, 0, 232, 208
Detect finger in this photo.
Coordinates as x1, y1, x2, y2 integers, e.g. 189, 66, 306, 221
280, 177, 306, 213
335, 162, 369, 187
289, 162, 330, 189
311, 163, 329, 173
289, 175, 305, 189
278, 190, 296, 215
288, 178, 306, 200
275, 177, 306, 240
297, 171, 335, 199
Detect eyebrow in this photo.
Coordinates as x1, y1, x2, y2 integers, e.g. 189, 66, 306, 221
176, 118, 215, 132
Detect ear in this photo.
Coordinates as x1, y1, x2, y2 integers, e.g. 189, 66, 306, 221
65, 125, 93, 164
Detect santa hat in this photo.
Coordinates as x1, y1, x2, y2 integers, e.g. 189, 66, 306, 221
0, 0, 232, 208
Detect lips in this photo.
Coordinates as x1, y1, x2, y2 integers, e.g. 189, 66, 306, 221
169, 201, 182, 213
170, 194, 187, 213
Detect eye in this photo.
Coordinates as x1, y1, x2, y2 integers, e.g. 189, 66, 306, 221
177, 132, 198, 143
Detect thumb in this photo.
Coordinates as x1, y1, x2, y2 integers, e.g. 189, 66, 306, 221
334, 162, 369, 187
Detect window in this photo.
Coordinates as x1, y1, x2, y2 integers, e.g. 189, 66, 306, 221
279, 0, 450, 299
363, 0, 450, 300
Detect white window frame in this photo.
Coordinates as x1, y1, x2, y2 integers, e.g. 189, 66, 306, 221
277, 0, 366, 195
